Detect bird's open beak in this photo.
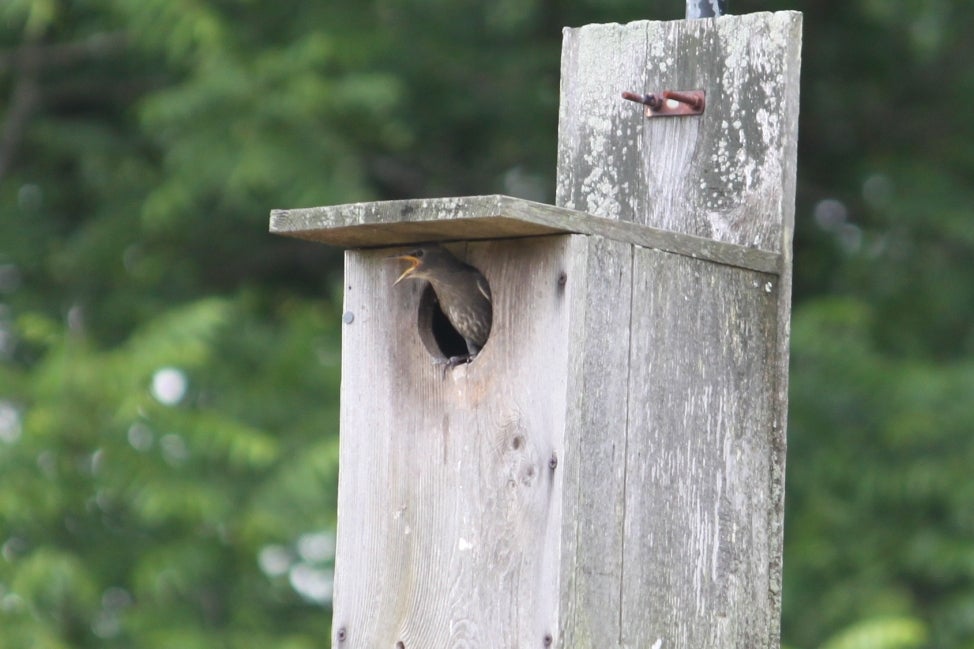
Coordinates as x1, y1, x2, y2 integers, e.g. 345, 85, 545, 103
390, 254, 421, 285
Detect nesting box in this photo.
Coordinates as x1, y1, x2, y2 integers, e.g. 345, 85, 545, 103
271, 11, 800, 648
271, 192, 787, 648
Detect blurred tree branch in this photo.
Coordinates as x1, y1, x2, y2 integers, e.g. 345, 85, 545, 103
0, 31, 128, 74
0, 31, 128, 181
0, 36, 40, 181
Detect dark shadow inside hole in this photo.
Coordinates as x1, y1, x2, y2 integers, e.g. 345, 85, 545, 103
417, 284, 469, 359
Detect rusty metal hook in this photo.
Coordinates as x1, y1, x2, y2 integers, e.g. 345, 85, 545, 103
622, 89, 706, 117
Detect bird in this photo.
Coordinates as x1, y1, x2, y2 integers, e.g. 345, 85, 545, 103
390, 244, 492, 366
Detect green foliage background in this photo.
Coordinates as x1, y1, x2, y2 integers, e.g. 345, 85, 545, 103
1, 1, 972, 647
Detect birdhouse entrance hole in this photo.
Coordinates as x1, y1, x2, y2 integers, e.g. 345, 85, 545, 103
416, 283, 487, 361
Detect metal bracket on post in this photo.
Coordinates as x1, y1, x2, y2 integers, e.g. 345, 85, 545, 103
621, 90, 706, 118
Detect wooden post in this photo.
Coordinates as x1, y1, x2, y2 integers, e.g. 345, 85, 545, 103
269, 11, 801, 649
556, 13, 801, 648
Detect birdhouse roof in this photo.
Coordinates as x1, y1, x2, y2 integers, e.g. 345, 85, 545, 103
269, 194, 779, 274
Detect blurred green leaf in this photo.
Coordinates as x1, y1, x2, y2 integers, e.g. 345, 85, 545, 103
820, 616, 928, 649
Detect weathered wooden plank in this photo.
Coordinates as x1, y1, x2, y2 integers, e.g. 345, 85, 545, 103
557, 12, 803, 254
333, 235, 576, 648
271, 195, 564, 246
560, 236, 633, 647
618, 248, 779, 649
270, 194, 780, 274
555, 13, 799, 648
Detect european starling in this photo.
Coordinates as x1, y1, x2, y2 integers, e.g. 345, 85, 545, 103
391, 244, 492, 364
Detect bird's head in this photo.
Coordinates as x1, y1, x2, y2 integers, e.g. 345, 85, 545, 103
389, 246, 450, 285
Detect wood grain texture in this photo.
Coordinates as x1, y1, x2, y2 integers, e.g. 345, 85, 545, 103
334, 232, 787, 649
619, 248, 779, 649
334, 236, 578, 649
559, 236, 633, 648
269, 194, 780, 274
557, 12, 803, 254
554, 12, 799, 649
555, 240, 783, 649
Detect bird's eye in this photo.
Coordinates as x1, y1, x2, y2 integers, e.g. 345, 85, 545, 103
413, 249, 424, 258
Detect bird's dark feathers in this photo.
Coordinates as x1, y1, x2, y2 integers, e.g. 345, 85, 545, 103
391, 244, 493, 359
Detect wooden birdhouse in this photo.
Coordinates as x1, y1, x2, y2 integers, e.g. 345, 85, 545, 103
270, 11, 800, 649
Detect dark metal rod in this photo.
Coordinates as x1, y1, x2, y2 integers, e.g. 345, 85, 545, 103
686, 0, 726, 18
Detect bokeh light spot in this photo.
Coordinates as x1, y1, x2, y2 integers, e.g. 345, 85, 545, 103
151, 367, 188, 405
